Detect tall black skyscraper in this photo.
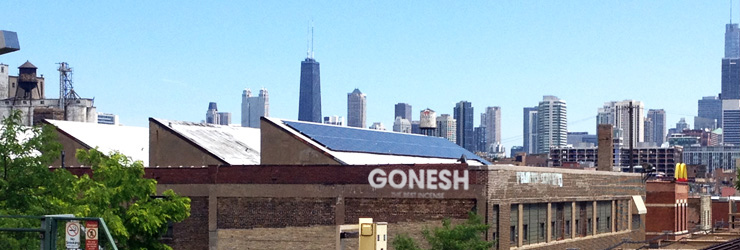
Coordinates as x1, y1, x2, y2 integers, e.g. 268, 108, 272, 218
722, 23, 740, 100
394, 103, 412, 120
298, 27, 321, 122
454, 101, 474, 152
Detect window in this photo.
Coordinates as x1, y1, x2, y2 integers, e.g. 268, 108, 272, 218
510, 204, 518, 245
597, 201, 612, 234
632, 215, 641, 230
523, 224, 528, 242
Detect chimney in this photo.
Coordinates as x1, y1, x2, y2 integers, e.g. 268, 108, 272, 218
597, 124, 613, 171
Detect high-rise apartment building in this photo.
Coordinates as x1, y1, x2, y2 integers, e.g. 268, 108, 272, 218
474, 126, 486, 153
241, 88, 269, 128
596, 100, 644, 147
436, 114, 456, 143
537, 96, 567, 154
206, 102, 219, 124
347, 88, 367, 128
523, 107, 538, 154
394, 103, 412, 121
696, 96, 722, 130
298, 57, 321, 123
483, 106, 501, 151
645, 109, 666, 146
454, 101, 474, 151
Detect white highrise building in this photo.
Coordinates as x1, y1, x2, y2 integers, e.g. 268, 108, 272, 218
392, 116, 411, 133
436, 114, 457, 143
596, 100, 645, 146
241, 88, 269, 128
537, 96, 567, 154
483, 106, 501, 151
347, 88, 367, 128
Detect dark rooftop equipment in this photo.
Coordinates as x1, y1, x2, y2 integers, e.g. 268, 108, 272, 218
283, 120, 491, 164
0, 30, 20, 55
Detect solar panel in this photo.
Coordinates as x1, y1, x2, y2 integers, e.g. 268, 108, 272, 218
283, 120, 490, 164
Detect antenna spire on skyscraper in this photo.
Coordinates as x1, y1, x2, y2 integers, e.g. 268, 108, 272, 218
306, 19, 315, 59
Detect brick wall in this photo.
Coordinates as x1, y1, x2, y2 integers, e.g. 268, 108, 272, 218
218, 197, 335, 229
162, 196, 209, 250
343, 198, 475, 224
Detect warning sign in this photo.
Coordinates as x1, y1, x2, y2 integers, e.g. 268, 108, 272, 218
85, 221, 98, 250
65, 221, 80, 249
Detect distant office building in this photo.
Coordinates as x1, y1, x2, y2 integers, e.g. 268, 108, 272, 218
369, 122, 385, 131
696, 96, 721, 130
394, 103, 412, 121
419, 108, 437, 136
347, 88, 366, 128
241, 88, 269, 128
723, 99, 740, 144
510, 146, 525, 158
537, 96, 567, 154
722, 58, 740, 100
411, 120, 421, 134
523, 107, 538, 154
392, 117, 411, 133
97, 113, 119, 125
454, 101, 474, 151
645, 109, 666, 146
726, 23, 740, 59
683, 145, 740, 173
483, 106, 501, 151
298, 56, 321, 123
218, 112, 231, 125
206, 102, 219, 124
597, 100, 644, 146
474, 126, 486, 153
675, 118, 689, 132
323, 116, 344, 126
436, 114, 456, 143
567, 132, 597, 146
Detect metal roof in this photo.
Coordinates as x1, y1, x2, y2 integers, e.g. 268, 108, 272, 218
46, 119, 149, 166
19, 60, 36, 69
281, 119, 489, 165
151, 118, 260, 165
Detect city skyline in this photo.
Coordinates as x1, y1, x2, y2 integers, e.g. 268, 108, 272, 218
1, 2, 734, 150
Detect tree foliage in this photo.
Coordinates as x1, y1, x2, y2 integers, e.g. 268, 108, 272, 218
393, 212, 492, 250
0, 110, 190, 250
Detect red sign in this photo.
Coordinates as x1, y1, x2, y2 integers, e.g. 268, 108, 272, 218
85, 221, 99, 250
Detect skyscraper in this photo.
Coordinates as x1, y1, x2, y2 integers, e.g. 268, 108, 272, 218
722, 21, 740, 144
596, 100, 645, 146
537, 96, 567, 154
695, 96, 721, 130
723, 99, 740, 144
347, 88, 367, 128
392, 117, 411, 133
721, 58, 740, 100
436, 114, 456, 143
645, 109, 666, 146
298, 57, 321, 122
726, 23, 740, 59
523, 107, 538, 154
454, 101, 474, 151
395, 103, 412, 121
483, 106, 501, 151
241, 88, 269, 128
218, 112, 231, 125
206, 102, 219, 124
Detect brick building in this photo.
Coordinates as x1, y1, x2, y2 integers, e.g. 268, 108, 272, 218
645, 181, 689, 241
54, 117, 648, 249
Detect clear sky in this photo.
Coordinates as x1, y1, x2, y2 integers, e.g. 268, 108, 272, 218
1, 1, 733, 150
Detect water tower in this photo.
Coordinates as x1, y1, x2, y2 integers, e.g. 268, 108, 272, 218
17, 61, 38, 99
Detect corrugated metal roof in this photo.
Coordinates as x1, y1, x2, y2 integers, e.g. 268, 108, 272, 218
270, 118, 489, 165
151, 118, 260, 165
46, 119, 149, 166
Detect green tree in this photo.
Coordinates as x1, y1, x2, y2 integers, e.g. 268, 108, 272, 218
393, 212, 493, 250
0, 110, 190, 250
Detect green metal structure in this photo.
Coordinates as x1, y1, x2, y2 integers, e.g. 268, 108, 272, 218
0, 214, 118, 250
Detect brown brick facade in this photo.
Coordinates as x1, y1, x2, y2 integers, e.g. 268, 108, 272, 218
161, 196, 209, 250
218, 197, 335, 229
343, 198, 475, 224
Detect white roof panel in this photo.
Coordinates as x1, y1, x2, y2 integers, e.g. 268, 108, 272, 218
46, 119, 148, 166
152, 118, 260, 165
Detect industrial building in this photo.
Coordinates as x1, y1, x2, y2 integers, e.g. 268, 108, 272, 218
49, 116, 648, 250
0, 62, 96, 125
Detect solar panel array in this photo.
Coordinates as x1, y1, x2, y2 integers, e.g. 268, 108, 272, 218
283, 120, 490, 164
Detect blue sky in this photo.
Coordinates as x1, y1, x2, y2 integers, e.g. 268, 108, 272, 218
0, 1, 732, 149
